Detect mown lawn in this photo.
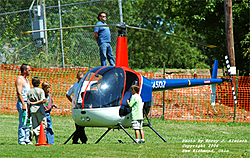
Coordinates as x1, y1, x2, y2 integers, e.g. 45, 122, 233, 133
0, 114, 249, 157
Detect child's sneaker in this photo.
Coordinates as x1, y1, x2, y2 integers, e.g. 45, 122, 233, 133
26, 142, 33, 145
133, 140, 140, 143
140, 140, 145, 143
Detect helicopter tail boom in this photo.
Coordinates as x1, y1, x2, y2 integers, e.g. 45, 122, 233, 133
150, 78, 223, 91
150, 60, 223, 91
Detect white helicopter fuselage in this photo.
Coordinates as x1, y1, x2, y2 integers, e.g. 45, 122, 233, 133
70, 66, 138, 129
72, 106, 132, 128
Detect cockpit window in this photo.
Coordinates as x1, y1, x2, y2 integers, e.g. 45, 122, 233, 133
74, 67, 125, 109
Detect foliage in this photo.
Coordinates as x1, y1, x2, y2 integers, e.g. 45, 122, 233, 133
43, 0, 120, 67
0, 0, 249, 75
0, 0, 120, 67
0, 0, 37, 65
124, 0, 210, 69
240, 29, 250, 75
123, 0, 250, 75
163, 0, 250, 75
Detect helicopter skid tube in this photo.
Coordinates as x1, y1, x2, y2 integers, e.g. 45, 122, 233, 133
64, 125, 81, 144
95, 128, 111, 144
143, 123, 167, 142
118, 123, 138, 143
95, 124, 138, 144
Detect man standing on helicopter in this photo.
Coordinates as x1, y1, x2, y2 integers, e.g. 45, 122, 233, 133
94, 11, 115, 66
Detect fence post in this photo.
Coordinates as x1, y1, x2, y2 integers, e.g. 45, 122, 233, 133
162, 62, 165, 120
58, 0, 65, 68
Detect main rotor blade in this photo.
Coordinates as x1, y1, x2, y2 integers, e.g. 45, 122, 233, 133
23, 23, 216, 48
22, 24, 118, 34
126, 25, 216, 48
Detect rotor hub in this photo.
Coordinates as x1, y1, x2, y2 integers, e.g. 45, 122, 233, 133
116, 22, 127, 37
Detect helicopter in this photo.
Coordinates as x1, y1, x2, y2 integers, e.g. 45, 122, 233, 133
63, 23, 227, 144
24, 19, 231, 145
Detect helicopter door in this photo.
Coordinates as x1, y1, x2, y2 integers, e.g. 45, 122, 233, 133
119, 71, 139, 116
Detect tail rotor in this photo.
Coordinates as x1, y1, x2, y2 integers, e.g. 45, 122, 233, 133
210, 60, 219, 113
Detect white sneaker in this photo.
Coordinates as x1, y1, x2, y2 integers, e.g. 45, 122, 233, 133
26, 142, 33, 145
140, 140, 145, 143
133, 140, 140, 144
19, 142, 26, 145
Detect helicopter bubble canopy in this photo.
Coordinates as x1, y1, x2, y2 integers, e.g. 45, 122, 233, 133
72, 66, 125, 109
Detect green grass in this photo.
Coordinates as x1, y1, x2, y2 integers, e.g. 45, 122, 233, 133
0, 114, 250, 157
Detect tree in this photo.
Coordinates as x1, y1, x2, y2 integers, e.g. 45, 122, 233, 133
122, 0, 249, 75
0, 0, 35, 65
44, 0, 120, 67
123, 0, 210, 69
164, 0, 249, 75
0, 0, 248, 75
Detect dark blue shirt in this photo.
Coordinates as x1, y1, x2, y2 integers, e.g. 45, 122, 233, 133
94, 21, 111, 45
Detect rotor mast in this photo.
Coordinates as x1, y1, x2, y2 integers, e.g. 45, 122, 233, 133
118, 0, 123, 23
115, 1, 129, 68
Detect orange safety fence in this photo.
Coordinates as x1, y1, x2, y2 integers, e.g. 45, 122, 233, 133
0, 64, 249, 123
0, 64, 89, 116
141, 72, 250, 123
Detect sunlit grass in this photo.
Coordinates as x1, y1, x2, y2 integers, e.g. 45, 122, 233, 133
0, 114, 249, 157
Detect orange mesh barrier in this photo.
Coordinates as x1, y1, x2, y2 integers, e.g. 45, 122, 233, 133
0, 64, 89, 115
141, 72, 250, 123
0, 64, 249, 123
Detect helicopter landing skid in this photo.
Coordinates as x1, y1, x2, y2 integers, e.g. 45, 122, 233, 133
143, 123, 167, 142
95, 120, 167, 144
95, 123, 139, 144
95, 128, 112, 144
118, 123, 139, 143
64, 126, 80, 144
143, 109, 167, 143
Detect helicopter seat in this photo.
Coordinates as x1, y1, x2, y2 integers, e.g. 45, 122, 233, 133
119, 91, 132, 116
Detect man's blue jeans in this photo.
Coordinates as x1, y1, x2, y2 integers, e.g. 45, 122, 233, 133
99, 42, 115, 66
16, 101, 31, 144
